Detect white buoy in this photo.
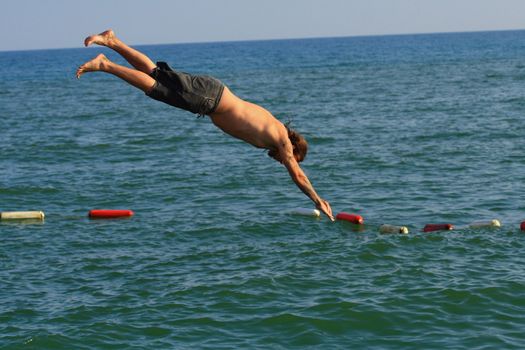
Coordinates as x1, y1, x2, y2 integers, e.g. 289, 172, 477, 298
0, 211, 45, 220
379, 224, 409, 234
468, 219, 501, 228
290, 208, 321, 217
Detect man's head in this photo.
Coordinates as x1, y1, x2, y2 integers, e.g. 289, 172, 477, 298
268, 125, 308, 163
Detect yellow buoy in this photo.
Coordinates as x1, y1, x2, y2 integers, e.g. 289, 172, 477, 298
0, 211, 45, 220
468, 219, 501, 228
379, 224, 409, 234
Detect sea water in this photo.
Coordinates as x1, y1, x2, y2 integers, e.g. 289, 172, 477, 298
1, 30, 525, 349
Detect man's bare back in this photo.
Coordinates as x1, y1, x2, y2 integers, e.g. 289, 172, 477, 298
76, 29, 334, 220
210, 87, 284, 150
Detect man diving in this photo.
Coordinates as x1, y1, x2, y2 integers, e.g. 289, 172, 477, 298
76, 30, 334, 221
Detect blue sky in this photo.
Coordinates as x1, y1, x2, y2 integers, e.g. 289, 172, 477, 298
1, 0, 524, 51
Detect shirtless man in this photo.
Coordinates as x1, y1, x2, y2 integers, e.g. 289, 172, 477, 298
76, 30, 334, 221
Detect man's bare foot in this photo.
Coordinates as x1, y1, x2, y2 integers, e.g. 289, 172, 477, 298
76, 54, 110, 79
84, 29, 116, 47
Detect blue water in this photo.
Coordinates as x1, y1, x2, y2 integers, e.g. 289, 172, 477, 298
1, 30, 525, 349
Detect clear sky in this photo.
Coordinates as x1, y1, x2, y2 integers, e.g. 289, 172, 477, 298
1, 0, 524, 51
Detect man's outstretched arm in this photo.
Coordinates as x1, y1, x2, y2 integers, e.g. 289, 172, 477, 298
279, 144, 334, 221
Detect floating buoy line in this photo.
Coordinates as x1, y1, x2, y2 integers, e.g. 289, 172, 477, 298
1, 209, 524, 233
0, 209, 133, 222
292, 210, 521, 234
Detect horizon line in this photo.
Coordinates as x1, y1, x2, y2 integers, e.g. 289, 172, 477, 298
1, 27, 524, 53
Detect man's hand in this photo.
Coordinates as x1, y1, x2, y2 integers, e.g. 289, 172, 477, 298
317, 199, 335, 221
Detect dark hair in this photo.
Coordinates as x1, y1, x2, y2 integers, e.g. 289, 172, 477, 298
268, 124, 308, 163
286, 125, 308, 162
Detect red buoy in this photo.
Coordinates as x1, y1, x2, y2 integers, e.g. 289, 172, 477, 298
521, 221, 525, 231
336, 212, 364, 225
88, 209, 134, 219
423, 223, 454, 232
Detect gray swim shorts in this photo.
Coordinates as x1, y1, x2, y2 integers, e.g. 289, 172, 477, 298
146, 62, 225, 116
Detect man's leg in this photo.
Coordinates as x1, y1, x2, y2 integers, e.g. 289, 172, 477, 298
84, 30, 157, 74
76, 54, 156, 93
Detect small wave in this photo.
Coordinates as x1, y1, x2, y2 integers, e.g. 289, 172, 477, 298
0, 186, 60, 195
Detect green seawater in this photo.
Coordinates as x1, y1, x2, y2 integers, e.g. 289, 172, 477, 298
1, 31, 525, 349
